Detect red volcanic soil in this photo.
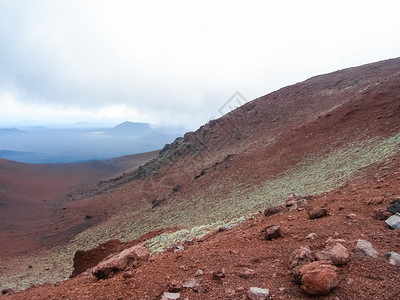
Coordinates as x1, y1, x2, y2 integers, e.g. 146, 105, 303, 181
1, 58, 400, 298
0, 151, 158, 257
4, 157, 400, 299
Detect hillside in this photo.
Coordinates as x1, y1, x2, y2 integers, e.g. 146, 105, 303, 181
0, 151, 158, 258
1, 58, 400, 298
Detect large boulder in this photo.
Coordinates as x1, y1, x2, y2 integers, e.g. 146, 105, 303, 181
354, 240, 379, 258
289, 246, 315, 277
385, 213, 400, 229
92, 244, 149, 279
316, 242, 350, 266
298, 261, 338, 296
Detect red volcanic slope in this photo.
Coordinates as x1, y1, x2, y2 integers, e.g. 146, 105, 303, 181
0, 151, 158, 257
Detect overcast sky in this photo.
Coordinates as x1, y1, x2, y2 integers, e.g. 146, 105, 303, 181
0, 0, 399, 129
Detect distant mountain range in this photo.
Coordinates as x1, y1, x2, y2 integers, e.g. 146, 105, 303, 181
0, 122, 185, 163
105, 121, 152, 136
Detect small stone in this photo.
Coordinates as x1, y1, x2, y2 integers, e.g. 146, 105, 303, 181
306, 233, 316, 240
162, 292, 180, 300
239, 268, 256, 279
354, 240, 379, 258
385, 213, 400, 229
387, 199, 400, 214
225, 288, 235, 297
307, 207, 328, 219
386, 252, 400, 266
167, 280, 182, 292
122, 271, 134, 279
264, 206, 280, 217
265, 225, 281, 240
195, 269, 204, 277
373, 208, 391, 220
248, 287, 270, 300
298, 261, 338, 296
212, 268, 226, 279
346, 213, 356, 219
182, 278, 199, 289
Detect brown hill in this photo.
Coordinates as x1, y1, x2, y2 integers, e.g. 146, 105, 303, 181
0, 151, 158, 257
1, 57, 400, 298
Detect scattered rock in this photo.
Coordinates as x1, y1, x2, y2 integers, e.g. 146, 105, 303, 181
239, 268, 256, 279
307, 207, 328, 219
265, 225, 281, 240
161, 292, 180, 300
373, 208, 391, 220
387, 199, 400, 214
167, 280, 182, 292
212, 268, 226, 279
289, 246, 315, 277
122, 271, 134, 279
385, 213, 400, 229
195, 269, 204, 277
247, 287, 270, 300
92, 244, 150, 279
306, 233, 316, 240
316, 242, 350, 266
346, 213, 356, 219
285, 193, 301, 207
386, 252, 400, 266
182, 278, 200, 289
298, 261, 338, 296
354, 240, 379, 258
264, 206, 280, 217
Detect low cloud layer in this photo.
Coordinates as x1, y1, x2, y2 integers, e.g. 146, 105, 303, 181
1, 0, 399, 129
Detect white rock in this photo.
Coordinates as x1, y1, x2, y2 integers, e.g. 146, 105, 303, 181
385, 213, 400, 230
306, 233, 316, 240
161, 292, 180, 300
248, 287, 270, 300
387, 252, 400, 266
354, 240, 378, 258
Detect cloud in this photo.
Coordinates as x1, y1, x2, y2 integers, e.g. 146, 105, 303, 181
0, 0, 399, 128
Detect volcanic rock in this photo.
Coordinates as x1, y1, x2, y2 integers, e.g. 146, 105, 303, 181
306, 233, 316, 240
161, 292, 180, 300
307, 207, 327, 219
167, 280, 182, 292
387, 199, 400, 214
264, 224, 281, 240
182, 278, 200, 289
354, 240, 379, 258
298, 261, 338, 296
385, 213, 400, 229
212, 268, 226, 279
373, 208, 391, 220
289, 246, 315, 277
247, 287, 270, 300
92, 244, 149, 279
315, 242, 350, 266
239, 268, 256, 279
264, 206, 280, 217
386, 252, 400, 266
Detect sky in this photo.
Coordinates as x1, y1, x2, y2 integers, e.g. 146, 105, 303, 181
0, 0, 399, 130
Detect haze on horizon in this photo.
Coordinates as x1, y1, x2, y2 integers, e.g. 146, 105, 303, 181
0, 0, 399, 130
